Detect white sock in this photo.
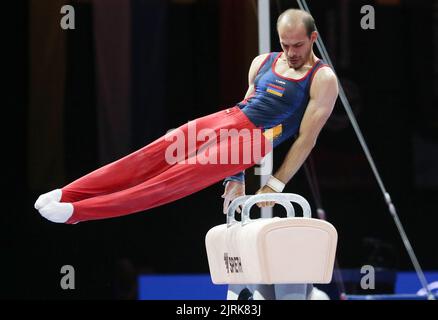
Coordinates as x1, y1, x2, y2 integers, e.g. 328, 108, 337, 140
38, 201, 74, 223
34, 189, 62, 210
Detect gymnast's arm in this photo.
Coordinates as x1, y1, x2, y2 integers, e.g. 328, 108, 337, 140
256, 67, 338, 206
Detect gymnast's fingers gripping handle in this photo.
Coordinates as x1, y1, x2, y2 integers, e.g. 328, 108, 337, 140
227, 195, 252, 227
241, 193, 312, 225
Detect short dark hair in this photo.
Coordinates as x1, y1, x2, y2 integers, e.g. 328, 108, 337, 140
302, 14, 316, 37
277, 9, 316, 38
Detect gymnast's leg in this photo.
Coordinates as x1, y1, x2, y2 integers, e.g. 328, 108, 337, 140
35, 108, 234, 209
36, 107, 271, 223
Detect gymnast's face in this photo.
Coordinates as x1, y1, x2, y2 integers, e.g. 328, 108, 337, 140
278, 23, 317, 69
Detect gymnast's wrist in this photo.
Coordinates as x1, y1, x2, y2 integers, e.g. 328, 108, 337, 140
265, 175, 285, 193
223, 177, 245, 186
223, 171, 245, 186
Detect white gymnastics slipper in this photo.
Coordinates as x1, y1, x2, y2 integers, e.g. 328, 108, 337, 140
34, 189, 62, 210
39, 201, 73, 223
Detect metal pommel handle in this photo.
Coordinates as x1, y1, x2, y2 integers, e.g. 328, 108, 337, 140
226, 195, 252, 227
241, 193, 312, 225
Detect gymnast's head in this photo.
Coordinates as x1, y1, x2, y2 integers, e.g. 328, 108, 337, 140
277, 9, 318, 69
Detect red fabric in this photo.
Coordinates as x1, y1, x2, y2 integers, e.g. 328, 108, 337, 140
62, 107, 272, 223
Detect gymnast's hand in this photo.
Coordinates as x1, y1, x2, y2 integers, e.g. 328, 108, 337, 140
255, 185, 277, 208
222, 181, 245, 214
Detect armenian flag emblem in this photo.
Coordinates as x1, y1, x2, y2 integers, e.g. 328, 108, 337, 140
266, 83, 285, 97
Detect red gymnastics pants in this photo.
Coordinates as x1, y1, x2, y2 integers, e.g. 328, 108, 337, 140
60, 106, 272, 224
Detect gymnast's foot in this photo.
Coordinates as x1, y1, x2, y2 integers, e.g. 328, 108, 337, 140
34, 189, 62, 210
38, 201, 74, 223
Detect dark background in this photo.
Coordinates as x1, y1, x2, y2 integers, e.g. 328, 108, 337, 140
3, 0, 438, 299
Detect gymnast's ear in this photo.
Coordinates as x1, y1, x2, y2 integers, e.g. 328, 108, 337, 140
310, 31, 318, 43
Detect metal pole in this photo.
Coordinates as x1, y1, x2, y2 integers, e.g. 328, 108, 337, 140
258, 0, 273, 219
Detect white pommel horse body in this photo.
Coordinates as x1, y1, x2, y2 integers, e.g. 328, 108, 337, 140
205, 193, 338, 300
